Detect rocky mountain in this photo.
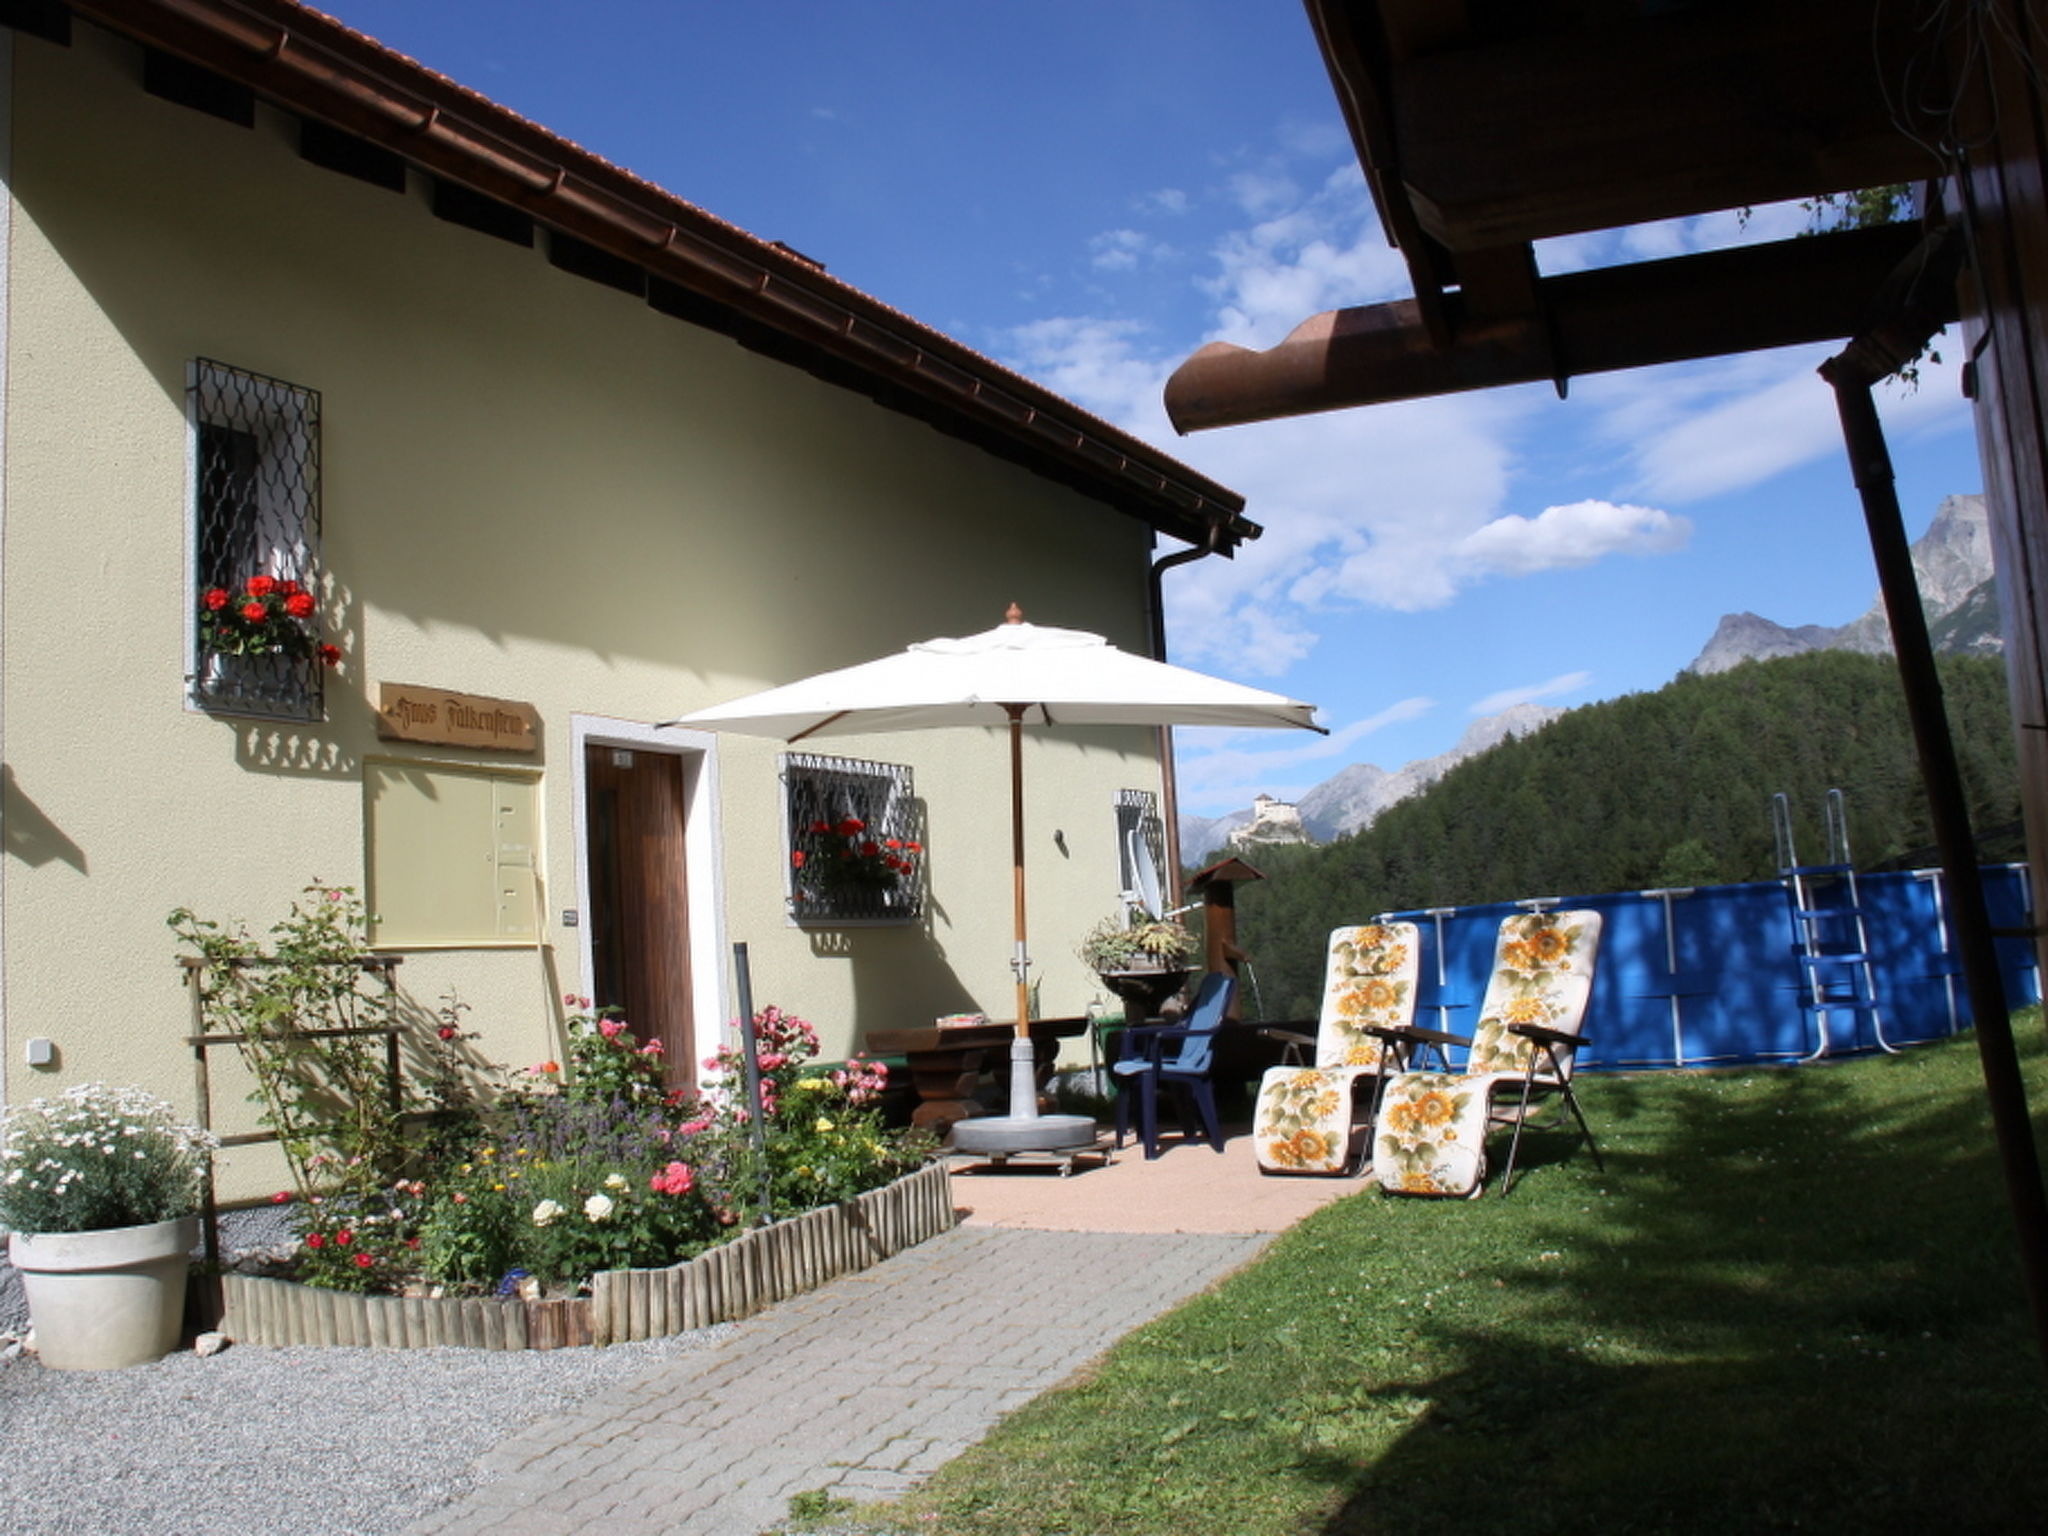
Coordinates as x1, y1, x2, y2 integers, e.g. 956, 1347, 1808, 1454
1687, 494, 1996, 674
1180, 701, 1565, 861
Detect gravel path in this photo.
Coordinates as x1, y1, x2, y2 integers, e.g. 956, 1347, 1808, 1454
0, 1325, 734, 1536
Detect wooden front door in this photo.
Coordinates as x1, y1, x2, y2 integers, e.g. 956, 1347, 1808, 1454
583, 744, 694, 1092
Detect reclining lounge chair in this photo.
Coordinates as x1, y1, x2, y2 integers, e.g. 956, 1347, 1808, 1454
1252, 922, 1421, 1174
1373, 908, 1604, 1197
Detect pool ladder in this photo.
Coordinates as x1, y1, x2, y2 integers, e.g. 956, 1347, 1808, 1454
1773, 790, 1894, 1057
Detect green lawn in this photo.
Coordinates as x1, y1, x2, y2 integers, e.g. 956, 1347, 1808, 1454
816, 1021, 2048, 1534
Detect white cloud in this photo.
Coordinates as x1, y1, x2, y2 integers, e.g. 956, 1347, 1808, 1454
1139, 187, 1189, 216
1454, 500, 1692, 577
1469, 672, 1592, 715
1089, 229, 1149, 272
997, 147, 1907, 705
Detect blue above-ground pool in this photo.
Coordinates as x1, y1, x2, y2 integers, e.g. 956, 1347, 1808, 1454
1378, 864, 2038, 1070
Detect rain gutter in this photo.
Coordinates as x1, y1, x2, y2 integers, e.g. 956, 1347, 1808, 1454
63, 0, 1257, 551
1147, 515, 1245, 908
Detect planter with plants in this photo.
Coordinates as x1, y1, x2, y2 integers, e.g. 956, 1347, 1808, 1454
0, 1083, 218, 1369
1077, 907, 1200, 1016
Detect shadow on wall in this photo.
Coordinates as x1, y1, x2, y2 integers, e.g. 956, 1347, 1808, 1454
2, 763, 88, 872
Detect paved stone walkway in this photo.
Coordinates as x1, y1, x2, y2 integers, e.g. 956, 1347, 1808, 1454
403, 1225, 1271, 1536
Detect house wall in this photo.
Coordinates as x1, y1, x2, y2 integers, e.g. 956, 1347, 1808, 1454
0, 23, 1168, 1193
1954, 2, 2048, 984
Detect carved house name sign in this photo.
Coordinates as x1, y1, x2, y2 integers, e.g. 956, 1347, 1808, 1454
376, 682, 540, 753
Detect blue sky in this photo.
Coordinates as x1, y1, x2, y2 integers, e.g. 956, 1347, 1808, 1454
329, 1, 1986, 817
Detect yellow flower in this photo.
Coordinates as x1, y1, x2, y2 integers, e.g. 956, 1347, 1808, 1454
1264, 1138, 1303, 1169
1414, 1090, 1455, 1126
1290, 1129, 1330, 1164
815, 1117, 836, 1134
1531, 927, 1570, 964
1504, 995, 1548, 1025
1358, 978, 1399, 1012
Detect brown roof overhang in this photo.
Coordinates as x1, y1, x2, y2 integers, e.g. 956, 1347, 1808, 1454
1167, 222, 1942, 431
60, 0, 1254, 551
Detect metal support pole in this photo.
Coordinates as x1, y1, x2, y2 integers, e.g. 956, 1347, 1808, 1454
731, 942, 772, 1224
1824, 360, 2048, 1367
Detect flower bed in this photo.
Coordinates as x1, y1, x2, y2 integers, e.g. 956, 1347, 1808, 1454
170, 887, 943, 1337
219, 1159, 954, 1350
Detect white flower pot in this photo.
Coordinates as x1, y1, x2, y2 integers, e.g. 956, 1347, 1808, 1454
7, 1216, 198, 1370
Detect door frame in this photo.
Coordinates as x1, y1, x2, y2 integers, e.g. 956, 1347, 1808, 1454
569, 715, 729, 1079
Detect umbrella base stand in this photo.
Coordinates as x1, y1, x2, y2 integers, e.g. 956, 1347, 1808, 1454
948, 1036, 1098, 1164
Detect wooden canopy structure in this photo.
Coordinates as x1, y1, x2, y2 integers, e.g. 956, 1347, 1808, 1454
1163, 0, 2048, 1361
1166, 0, 1953, 429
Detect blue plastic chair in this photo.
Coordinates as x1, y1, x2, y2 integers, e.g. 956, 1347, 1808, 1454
1111, 973, 1236, 1160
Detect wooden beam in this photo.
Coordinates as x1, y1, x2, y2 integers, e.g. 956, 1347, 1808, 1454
1164, 223, 1938, 431
1385, 1, 1944, 250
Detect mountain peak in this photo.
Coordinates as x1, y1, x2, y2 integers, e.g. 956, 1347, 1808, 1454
1686, 493, 1994, 675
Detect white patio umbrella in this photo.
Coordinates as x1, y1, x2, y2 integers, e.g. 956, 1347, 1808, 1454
670, 605, 1322, 1134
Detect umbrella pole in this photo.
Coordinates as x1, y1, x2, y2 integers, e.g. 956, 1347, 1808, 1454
1006, 705, 1041, 1120
1008, 705, 1031, 1034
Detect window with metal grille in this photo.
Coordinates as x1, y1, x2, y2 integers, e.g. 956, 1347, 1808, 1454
783, 753, 922, 924
1116, 789, 1166, 915
188, 359, 325, 721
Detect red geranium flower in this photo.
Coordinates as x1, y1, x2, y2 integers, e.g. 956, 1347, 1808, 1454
281, 579, 302, 596
836, 817, 865, 836
354, 1252, 374, 1269
245, 574, 278, 597
335, 1228, 354, 1246
240, 601, 268, 623
318, 644, 343, 667
790, 850, 806, 869
283, 592, 316, 618
203, 588, 230, 611
305, 1233, 325, 1250
437, 1025, 458, 1040
859, 840, 880, 856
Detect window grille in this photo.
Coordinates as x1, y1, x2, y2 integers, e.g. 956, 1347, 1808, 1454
1116, 789, 1166, 914
783, 753, 922, 924
189, 359, 325, 721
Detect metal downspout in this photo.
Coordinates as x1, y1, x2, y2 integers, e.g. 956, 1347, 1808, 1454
1148, 519, 1233, 908
1821, 354, 2048, 1370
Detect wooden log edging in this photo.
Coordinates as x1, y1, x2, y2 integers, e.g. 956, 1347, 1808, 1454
219, 1160, 956, 1351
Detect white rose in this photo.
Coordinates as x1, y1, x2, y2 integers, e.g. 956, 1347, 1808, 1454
531, 1198, 564, 1227
603, 1173, 629, 1192
584, 1193, 615, 1223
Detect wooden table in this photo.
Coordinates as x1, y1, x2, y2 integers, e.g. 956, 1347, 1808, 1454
865, 1017, 1089, 1131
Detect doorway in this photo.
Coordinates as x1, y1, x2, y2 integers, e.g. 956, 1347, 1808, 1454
582, 743, 695, 1092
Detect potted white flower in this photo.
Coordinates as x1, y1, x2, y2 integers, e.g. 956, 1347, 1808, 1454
0, 1083, 218, 1369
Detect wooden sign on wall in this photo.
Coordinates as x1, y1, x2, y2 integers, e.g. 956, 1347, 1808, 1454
376, 682, 539, 753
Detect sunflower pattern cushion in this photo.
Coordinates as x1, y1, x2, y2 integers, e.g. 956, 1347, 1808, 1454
1372, 909, 1603, 1198
1254, 922, 1419, 1174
